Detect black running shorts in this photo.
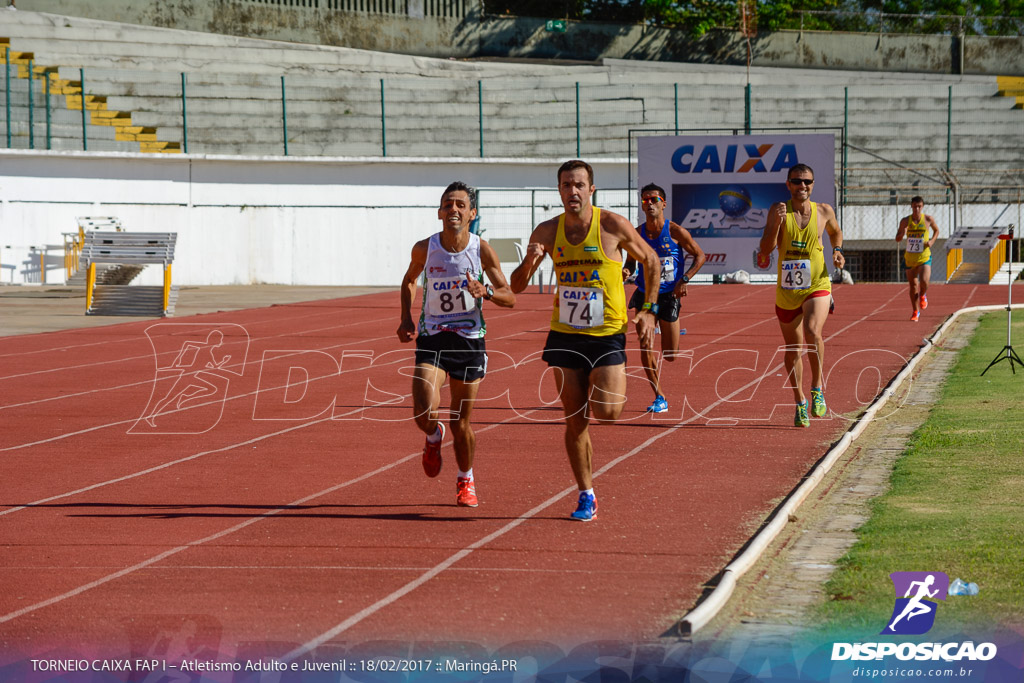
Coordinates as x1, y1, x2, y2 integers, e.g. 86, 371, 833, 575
415, 331, 487, 382
541, 330, 627, 370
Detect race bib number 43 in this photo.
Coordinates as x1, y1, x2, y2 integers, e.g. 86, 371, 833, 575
907, 237, 925, 253
559, 287, 604, 328
427, 276, 471, 316
780, 259, 812, 290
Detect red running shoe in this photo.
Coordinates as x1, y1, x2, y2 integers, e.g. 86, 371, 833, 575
421, 423, 444, 478
910, 310, 920, 322
456, 477, 478, 507
920, 294, 928, 310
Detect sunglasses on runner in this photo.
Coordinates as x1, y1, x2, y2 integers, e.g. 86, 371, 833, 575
641, 196, 664, 205
788, 178, 814, 186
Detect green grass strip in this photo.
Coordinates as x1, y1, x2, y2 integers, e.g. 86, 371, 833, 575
820, 311, 1024, 637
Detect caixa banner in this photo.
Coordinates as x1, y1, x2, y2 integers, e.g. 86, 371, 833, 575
638, 134, 836, 275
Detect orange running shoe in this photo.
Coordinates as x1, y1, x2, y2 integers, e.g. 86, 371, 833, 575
456, 477, 478, 507
421, 422, 444, 478
920, 294, 928, 310
910, 310, 920, 322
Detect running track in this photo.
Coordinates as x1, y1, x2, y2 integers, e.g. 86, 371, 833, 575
0, 284, 1010, 667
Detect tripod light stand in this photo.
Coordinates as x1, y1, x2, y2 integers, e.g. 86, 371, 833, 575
981, 224, 1022, 375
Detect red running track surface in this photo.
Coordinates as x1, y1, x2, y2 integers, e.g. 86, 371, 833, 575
0, 283, 1009, 664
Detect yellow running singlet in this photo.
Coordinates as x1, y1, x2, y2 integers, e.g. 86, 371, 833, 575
549, 207, 628, 336
904, 216, 932, 267
775, 201, 831, 310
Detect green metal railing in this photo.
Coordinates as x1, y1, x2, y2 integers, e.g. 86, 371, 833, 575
0, 65, 1017, 201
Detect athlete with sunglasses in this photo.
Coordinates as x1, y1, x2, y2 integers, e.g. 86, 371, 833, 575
623, 183, 706, 414
756, 163, 845, 428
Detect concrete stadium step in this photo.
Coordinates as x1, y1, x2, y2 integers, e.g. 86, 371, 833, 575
947, 261, 992, 284
88, 285, 178, 316
96, 264, 145, 286
989, 261, 1024, 285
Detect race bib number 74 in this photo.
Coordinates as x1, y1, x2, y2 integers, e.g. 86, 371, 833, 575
559, 287, 604, 328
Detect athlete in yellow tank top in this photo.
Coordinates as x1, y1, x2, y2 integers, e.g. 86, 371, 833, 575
548, 207, 629, 336
510, 159, 661, 522
756, 163, 845, 429
896, 196, 940, 321
774, 200, 832, 311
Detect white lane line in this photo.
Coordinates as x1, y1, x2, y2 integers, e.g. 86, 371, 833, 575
286, 293, 901, 659
0, 407, 536, 626
0, 308, 538, 448
0, 291, 898, 637
0, 318, 540, 510
0, 305, 347, 361
0, 314, 393, 384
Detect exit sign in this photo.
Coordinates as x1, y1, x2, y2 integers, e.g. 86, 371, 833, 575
545, 19, 567, 32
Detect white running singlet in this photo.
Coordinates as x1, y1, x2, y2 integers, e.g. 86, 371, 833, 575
418, 232, 486, 339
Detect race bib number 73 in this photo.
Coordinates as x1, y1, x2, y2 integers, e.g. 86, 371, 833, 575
907, 237, 925, 253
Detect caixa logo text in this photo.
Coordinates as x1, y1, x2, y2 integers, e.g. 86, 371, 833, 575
671, 143, 799, 174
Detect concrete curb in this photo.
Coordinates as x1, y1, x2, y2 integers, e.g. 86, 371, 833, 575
679, 302, 1024, 637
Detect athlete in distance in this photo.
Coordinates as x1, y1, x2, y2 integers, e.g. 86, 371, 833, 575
895, 195, 940, 322
623, 183, 706, 414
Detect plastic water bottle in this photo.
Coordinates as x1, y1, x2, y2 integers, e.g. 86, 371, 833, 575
948, 578, 979, 596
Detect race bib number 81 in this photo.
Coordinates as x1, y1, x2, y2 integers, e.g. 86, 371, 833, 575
559, 287, 604, 328
780, 259, 812, 290
427, 276, 471, 316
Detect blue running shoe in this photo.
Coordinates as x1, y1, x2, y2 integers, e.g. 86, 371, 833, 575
570, 491, 598, 521
646, 395, 668, 413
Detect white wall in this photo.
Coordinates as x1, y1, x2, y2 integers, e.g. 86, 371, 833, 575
0, 150, 628, 286
1, 150, 1016, 287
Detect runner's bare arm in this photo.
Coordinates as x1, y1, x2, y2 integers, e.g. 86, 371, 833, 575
608, 214, 660, 303
896, 216, 909, 243
758, 202, 786, 265
472, 239, 516, 308
397, 239, 428, 342
669, 222, 705, 298
510, 220, 556, 293
606, 212, 659, 347
820, 203, 846, 269
926, 214, 940, 248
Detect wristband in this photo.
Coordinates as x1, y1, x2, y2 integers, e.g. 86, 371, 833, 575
833, 246, 844, 254
641, 302, 659, 315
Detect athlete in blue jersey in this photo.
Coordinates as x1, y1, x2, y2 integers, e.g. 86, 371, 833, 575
624, 183, 706, 414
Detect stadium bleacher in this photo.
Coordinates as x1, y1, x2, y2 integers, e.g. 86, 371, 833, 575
2, 9, 1021, 188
